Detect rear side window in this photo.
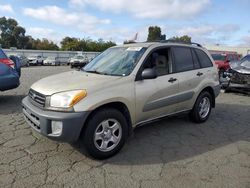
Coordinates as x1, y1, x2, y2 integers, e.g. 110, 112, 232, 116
0, 49, 7, 59
195, 49, 213, 68
172, 47, 194, 72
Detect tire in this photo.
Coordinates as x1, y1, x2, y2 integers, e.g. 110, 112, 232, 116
190, 91, 212, 123
83, 108, 128, 159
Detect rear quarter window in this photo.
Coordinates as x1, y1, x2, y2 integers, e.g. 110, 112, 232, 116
195, 49, 213, 68
0, 49, 7, 59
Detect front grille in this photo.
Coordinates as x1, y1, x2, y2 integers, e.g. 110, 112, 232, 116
231, 71, 250, 84
28, 89, 46, 107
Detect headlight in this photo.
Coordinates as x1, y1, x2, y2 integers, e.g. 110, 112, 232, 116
50, 90, 87, 109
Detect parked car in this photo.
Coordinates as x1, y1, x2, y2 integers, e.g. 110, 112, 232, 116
210, 51, 240, 80
43, 57, 60, 66
8, 54, 29, 67
222, 54, 250, 91
69, 55, 89, 68
0, 49, 20, 91
27, 55, 44, 66
17, 55, 29, 67
22, 41, 220, 159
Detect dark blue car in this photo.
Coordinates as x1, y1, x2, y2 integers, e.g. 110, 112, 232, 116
0, 49, 20, 91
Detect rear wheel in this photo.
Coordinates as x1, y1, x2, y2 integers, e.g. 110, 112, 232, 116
190, 91, 212, 123
83, 108, 128, 159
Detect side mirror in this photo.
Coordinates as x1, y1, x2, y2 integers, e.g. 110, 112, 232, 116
226, 59, 230, 63
141, 68, 157, 80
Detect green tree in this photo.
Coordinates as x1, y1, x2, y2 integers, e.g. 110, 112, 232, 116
60, 37, 83, 51
23, 38, 58, 50
60, 37, 116, 52
31, 38, 59, 50
0, 17, 29, 48
147, 26, 166, 42
169, 35, 192, 43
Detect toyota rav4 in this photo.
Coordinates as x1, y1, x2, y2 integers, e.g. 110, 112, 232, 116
22, 41, 220, 159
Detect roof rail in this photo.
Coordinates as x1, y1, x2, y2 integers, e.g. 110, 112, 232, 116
159, 40, 203, 47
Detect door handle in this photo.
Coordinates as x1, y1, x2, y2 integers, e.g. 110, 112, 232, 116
197, 72, 203, 76
168, 77, 177, 83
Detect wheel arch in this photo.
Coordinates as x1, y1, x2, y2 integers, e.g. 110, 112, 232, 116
199, 86, 216, 108
79, 101, 133, 140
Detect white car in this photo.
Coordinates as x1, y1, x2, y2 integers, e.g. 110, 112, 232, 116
43, 57, 60, 66
28, 55, 44, 66
69, 55, 89, 68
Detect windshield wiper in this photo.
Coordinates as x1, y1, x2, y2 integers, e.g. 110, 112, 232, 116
83, 69, 123, 76
83, 70, 103, 74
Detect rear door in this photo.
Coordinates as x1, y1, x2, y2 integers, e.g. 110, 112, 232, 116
176, 48, 214, 111
170, 47, 204, 112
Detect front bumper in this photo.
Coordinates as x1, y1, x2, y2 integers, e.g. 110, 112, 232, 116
22, 96, 90, 143
0, 73, 20, 91
70, 62, 87, 68
228, 82, 250, 91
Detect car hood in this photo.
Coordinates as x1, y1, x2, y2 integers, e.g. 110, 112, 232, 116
31, 71, 122, 95
232, 66, 250, 74
229, 61, 240, 69
28, 57, 37, 60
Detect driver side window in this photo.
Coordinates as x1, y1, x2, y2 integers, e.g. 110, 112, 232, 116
143, 48, 170, 77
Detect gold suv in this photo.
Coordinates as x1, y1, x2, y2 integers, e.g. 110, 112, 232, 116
22, 41, 220, 159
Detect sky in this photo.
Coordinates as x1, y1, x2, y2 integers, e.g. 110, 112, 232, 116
0, 0, 249, 46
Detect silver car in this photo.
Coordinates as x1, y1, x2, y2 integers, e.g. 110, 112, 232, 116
22, 41, 220, 159
43, 57, 60, 66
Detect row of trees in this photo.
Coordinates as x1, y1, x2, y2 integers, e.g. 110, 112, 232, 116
0, 17, 192, 51
60, 37, 116, 52
0, 17, 116, 51
147, 26, 191, 43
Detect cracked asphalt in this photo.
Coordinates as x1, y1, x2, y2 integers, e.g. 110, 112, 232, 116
0, 66, 250, 188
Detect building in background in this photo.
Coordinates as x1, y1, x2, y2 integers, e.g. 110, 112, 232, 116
204, 45, 250, 57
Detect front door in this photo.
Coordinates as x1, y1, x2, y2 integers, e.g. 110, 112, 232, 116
135, 48, 179, 124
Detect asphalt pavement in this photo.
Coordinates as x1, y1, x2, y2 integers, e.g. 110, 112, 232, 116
0, 66, 249, 188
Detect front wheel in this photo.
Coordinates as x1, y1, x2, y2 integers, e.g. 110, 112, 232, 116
82, 108, 128, 159
190, 91, 212, 123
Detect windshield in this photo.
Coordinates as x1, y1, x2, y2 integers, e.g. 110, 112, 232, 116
73, 56, 84, 59
241, 55, 250, 62
83, 47, 146, 76
211, 54, 226, 61
241, 59, 250, 69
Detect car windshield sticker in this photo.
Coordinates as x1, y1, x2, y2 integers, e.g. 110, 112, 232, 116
126, 47, 142, 51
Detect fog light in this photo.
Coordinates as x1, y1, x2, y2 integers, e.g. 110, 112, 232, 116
50, 121, 63, 136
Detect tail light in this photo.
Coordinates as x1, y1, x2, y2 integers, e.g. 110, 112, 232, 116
0, 58, 15, 69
